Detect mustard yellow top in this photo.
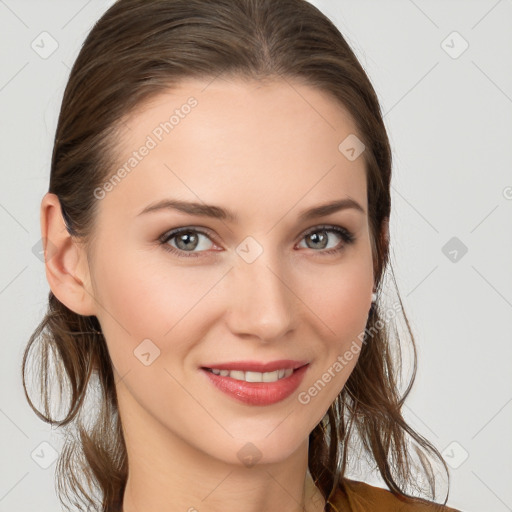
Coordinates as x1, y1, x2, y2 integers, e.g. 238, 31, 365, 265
110, 478, 462, 511
328, 479, 462, 512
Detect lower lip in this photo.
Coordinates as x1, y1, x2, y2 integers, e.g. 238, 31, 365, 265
200, 365, 309, 406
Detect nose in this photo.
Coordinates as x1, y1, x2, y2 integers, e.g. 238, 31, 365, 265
225, 250, 297, 343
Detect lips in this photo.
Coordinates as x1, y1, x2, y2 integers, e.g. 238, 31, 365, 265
200, 363, 310, 406
200, 359, 309, 373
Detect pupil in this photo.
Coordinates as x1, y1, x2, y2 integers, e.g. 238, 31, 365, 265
177, 232, 197, 250
309, 231, 327, 249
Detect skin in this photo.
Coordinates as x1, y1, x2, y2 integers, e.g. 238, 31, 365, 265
41, 78, 384, 512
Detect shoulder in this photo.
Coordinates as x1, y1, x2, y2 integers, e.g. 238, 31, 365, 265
327, 478, 463, 512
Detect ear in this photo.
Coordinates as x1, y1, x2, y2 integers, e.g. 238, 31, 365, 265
40, 192, 97, 316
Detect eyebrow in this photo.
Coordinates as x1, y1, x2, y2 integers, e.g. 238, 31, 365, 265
137, 197, 365, 223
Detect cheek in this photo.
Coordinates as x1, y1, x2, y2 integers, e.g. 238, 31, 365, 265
299, 252, 372, 408
92, 249, 221, 361
305, 255, 373, 339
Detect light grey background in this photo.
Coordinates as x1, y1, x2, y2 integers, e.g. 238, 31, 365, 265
1, 1, 511, 511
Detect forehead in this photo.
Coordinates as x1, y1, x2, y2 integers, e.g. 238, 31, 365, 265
104, 77, 367, 221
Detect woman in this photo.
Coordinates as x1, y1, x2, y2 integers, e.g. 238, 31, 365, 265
22, 0, 462, 511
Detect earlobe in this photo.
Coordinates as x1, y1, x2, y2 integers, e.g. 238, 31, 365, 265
40, 192, 97, 316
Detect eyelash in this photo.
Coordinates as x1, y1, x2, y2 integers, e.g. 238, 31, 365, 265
158, 224, 356, 259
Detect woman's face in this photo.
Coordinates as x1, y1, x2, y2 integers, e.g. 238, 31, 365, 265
86, 78, 374, 466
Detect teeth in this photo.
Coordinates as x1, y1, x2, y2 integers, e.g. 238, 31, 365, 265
209, 368, 294, 382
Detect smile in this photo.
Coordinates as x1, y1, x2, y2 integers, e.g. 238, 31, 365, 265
200, 364, 310, 406
204, 367, 294, 382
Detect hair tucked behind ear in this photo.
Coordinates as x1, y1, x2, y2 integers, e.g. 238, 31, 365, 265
23, 0, 451, 510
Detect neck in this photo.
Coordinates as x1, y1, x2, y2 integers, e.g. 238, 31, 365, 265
122, 467, 324, 512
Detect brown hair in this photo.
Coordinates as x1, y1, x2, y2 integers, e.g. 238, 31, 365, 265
22, 0, 451, 510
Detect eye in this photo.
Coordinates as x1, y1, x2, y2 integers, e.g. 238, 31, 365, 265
158, 224, 356, 258
159, 227, 216, 258
297, 224, 356, 256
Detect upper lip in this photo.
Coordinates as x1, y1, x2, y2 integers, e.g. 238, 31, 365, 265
201, 360, 309, 373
